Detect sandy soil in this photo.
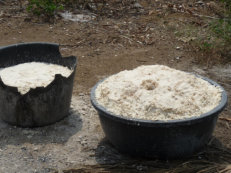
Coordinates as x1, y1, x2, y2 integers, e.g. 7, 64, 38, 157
0, 0, 230, 172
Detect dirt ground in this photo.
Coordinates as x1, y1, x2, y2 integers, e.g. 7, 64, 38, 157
0, 0, 231, 172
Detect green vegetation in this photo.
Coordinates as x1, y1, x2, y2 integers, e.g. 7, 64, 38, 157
221, 0, 231, 13
27, 0, 64, 17
210, 19, 231, 44
173, 0, 231, 61
209, 0, 231, 45
26, 0, 106, 18
199, 41, 213, 51
26, 0, 231, 59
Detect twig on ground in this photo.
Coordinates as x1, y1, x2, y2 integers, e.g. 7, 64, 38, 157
219, 117, 231, 122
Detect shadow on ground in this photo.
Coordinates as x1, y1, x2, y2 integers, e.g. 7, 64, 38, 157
84, 137, 231, 173
0, 108, 82, 147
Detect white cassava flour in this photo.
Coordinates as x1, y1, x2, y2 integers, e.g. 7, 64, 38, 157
95, 65, 222, 121
0, 62, 73, 94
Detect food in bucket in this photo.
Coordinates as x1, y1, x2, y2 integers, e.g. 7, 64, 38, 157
95, 65, 222, 121
0, 62, 73, 95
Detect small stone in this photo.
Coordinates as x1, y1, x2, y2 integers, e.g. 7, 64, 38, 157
133, 2, 143, 8
196, 1, 204, 5
176, 46, 180, 50
79, 93, 84, 96
27, 135, 33, 139
136, 165, 147, 171
39, 157, 47, 162
21, 147, 27, 151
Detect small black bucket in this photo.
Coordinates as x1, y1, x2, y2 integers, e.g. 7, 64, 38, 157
0, 42, 77, 127
91, 75, 227, 159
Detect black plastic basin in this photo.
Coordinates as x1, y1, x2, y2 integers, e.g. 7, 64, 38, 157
0, 43, 77, 127
91, 75, 227, 159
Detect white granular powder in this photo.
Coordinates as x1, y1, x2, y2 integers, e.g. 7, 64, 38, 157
0, 62, 73, 95
95, 65, 222, 121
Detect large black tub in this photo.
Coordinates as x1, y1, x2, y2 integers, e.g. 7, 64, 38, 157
91, 76, 227, 159
0, 43, 77, 127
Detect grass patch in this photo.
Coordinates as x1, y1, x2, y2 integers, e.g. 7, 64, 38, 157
172, 0, 231, 64
26, 0, 107, 20
26, 0, 137, 20
27, 0, 64, 18
210, 19, 231, 44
